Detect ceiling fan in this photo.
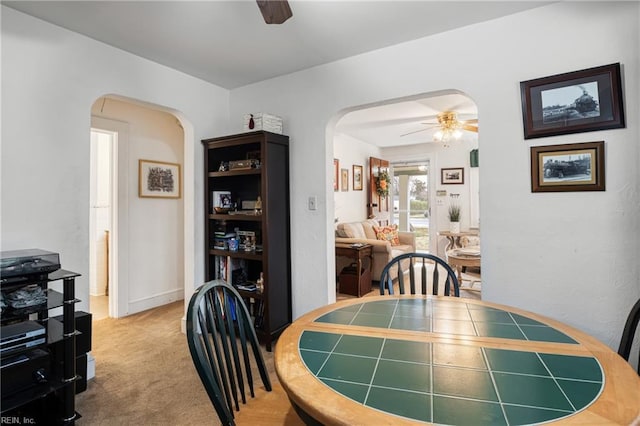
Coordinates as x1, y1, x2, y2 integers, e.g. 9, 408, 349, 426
402, 111, 478, 143
256, 0, 293, 24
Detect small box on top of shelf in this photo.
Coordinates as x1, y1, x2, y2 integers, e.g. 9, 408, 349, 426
243, 113, 283, 134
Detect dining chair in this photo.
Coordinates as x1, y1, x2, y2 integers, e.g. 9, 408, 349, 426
379, 252, 460, 296
618, 297, 640, 375
186, 279, 271, 425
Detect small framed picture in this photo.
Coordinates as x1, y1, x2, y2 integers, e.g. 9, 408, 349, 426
341, 168, 349, 191
212, 191, 232, 209
138, 159, 181, 198
441, 167, 464, 185
353, 165, 363, 191
333, 159, 339, 191
520, 63, 625, 139
530, 141, 605, 192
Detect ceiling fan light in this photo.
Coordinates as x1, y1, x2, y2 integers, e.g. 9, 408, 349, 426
433, 130, 443, 141
453, 129, 463, 139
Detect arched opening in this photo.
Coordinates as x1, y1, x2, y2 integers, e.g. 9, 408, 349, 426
331, 89, 480, 297
88, 95, 195, 321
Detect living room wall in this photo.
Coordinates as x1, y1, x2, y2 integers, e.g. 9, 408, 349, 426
333, 133, 381, 224
230, 2, 639, 350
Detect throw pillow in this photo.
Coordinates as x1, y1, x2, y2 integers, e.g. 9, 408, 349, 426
374, 225, 400, 246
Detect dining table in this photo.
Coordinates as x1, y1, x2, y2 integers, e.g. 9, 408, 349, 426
274, 295, 640, 425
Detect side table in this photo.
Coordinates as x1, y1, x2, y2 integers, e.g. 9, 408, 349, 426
447, 249, 481, 291
438, 230, 478, 252
335, 243, 373, 297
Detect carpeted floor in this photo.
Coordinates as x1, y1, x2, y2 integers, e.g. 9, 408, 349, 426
76, 281, 479, 425
75, 301, 217, 424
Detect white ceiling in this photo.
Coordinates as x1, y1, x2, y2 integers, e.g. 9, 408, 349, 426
335, 90, 479, 147
4, 0, 551, 145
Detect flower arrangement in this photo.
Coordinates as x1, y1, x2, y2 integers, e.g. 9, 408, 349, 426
375, 170, 391, 198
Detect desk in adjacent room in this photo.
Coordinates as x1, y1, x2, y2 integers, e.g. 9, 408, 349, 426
275, 295, 640, 425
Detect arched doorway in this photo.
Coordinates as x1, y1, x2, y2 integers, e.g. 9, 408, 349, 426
89, 95, 193, 319
332, 89, 479, 287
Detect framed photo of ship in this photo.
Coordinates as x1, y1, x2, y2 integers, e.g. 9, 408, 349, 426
520, 63, 625, 139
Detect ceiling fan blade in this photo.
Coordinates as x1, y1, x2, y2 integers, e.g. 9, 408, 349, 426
256, 0, 293, 24
400, 129, 429, 137
462, 124, 479, 133
462, 118, 478, 124
400, 125, 439, 137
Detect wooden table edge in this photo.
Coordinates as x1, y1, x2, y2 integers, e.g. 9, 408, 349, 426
274, 295, 640, 425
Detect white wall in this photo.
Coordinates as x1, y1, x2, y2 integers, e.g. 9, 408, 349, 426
2, 3, 639, 355
1, 6, 230, 313
333, 133, 380, 223
91, 98, 185, 314
229, 2, 639, 350
89, 130, 112, 296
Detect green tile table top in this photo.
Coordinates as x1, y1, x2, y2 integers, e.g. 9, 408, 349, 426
299, 330, 603, 425
275, 296, 640, 425
314, 298, 578, 344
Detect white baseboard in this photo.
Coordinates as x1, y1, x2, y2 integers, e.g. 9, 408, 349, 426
87, 352, 96, 380
128, 288, 183, 315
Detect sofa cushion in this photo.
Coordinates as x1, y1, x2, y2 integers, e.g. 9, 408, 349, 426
361, 219, 379, 240
337, 222, 366, 239
337, 219, 380, 239
374, 224, 400, 246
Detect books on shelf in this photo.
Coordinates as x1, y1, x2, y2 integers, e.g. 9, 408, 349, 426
236, 283, 257, 292
214, 254, 265, 328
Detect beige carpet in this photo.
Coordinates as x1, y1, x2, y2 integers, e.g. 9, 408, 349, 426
76, 300, 302, 426
76, 283, 478, 425
76, 301, 214, 424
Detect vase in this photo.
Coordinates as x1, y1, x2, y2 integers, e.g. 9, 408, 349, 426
449, 221, 460, 233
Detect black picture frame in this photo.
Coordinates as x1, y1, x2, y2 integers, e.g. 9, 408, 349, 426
520, 63, 625, 139
530, 141, 605, 192
441, 167, 464, 185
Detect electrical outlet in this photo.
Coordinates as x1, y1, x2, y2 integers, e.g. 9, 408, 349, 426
308, 196, 317, 211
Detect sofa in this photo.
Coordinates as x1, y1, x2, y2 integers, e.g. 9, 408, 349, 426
335, 219, 416, 283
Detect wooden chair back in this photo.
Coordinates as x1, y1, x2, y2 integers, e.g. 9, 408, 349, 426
618, 297, 640, 375
380, 252, 460, 297
186, 280, 271, 425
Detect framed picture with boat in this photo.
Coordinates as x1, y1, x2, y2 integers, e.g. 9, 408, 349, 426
520, 63, 625, 139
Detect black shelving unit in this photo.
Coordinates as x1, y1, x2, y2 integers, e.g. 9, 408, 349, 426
202, 131, 291, 351
1, 269, 81, 424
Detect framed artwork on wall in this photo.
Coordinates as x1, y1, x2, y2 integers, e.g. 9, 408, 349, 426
333, 159, 339, 191
441, 167, 464, 185
530, 141, 605, 192
520, 63, 625, 139
353, 165, 363, 190
341, 168, 349, 191
139, 159, 181, 198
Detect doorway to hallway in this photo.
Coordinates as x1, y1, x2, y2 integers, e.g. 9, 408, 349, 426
89, 128, 114, 320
